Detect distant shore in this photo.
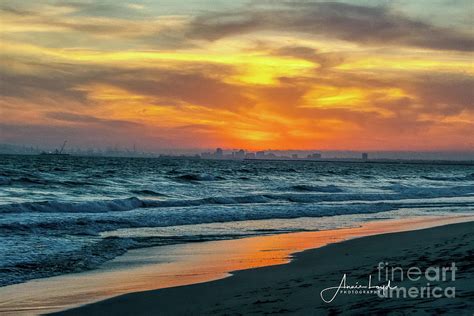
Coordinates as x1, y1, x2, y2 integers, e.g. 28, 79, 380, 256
243, 158, 474, 166
1, 153, 473, 166
50, 216, 474, 315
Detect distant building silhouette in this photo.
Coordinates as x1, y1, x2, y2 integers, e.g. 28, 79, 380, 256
234, 149, 245, 159
307, 153, 322, 159
200, 152, 212, 159
362, 153, 368, 161
215, 148, 223, 158
256, 151, 265, 158
245, 152, 255, 159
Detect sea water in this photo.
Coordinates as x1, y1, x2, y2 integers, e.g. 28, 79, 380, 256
0, 155, 473, 286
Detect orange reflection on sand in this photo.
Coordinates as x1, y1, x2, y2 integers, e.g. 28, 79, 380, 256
0, 215, 472, 315
186, 215, 474, 275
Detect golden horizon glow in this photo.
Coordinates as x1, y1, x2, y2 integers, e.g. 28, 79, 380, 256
1, 1, 473, 151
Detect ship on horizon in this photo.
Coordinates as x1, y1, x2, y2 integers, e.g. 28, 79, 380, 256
39, 141, 70, 156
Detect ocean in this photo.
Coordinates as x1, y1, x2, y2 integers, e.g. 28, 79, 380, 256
1, 155, 473, 287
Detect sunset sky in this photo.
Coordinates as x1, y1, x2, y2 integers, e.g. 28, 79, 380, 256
1, 0, 473, 151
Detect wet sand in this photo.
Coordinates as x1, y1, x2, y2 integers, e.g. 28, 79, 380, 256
56, 217, 474, 315
0, 215, 472, 315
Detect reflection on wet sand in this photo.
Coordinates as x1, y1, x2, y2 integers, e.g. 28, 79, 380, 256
0, 215, 472, 315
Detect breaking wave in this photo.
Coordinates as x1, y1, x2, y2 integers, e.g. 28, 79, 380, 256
0, 176, 12, 185
0, 197, 144, 214
172, 173, 225, 182
422, 173, 474, 182
288, 184, 343, 192
1, 184, 473, 214
130, 189, 168, 197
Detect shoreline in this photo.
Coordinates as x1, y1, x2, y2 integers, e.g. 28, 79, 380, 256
56, 217, 474, 315
0, 215, 472, 315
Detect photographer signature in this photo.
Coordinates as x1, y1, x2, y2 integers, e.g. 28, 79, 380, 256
320, 274, 396, 303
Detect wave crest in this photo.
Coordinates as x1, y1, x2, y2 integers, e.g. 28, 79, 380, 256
289, 184, 343, 193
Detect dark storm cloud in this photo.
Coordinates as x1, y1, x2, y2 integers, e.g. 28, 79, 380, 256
188, 2, 474, 52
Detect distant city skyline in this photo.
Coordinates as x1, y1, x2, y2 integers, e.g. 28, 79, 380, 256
1, 1, 473, 151
1, 143, 474, 161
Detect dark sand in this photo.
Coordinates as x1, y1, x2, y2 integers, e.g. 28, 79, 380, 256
55, 221, 474, 315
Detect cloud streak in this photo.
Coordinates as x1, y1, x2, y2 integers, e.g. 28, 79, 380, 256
189, 2, 474, 52
46, 112, 141, 128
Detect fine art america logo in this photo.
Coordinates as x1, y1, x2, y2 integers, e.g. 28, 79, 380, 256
320, 262, 457, 303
